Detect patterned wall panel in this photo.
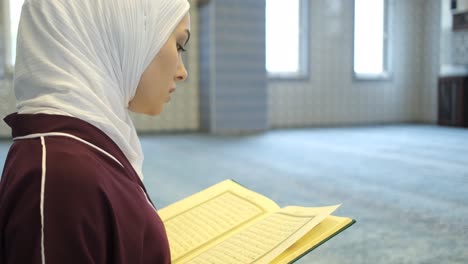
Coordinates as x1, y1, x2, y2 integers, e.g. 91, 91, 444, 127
421, 0, 441, 123
268, 0, 435, 128
440, 0, 454, 66
199, 3, 214, 131
0, 79, 15, 137
0, 1, 16, 137
0, 0, 3, 80
452, 31, 468, 65
199, 0, 268, 134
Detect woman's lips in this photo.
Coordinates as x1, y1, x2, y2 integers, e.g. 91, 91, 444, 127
167, 88, 176, 102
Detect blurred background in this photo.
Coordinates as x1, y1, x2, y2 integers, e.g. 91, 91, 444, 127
1, 0, 468, 263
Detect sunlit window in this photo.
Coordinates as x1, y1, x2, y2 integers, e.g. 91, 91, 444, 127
354, 0, 390, 79
5, 0, 24, 68
266, 0, 308, 78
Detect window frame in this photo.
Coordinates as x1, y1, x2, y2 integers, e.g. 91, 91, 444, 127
266, 0, 310, 81
352, 0, 392, 81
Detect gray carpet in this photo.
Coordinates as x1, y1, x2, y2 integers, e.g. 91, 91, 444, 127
1, 124, 467, 263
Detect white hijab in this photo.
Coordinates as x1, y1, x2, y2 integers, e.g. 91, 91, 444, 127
13, 0, 190, 179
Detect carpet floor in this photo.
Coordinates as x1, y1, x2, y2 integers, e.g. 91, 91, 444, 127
1, 124, 467, 263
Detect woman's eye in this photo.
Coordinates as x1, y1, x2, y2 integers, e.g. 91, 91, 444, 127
177, 44, 187, 53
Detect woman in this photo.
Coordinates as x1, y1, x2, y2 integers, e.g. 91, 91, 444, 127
0, 0, 191, 263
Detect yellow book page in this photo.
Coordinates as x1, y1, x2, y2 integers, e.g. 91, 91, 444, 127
271, 215, 354, 264
158, 180, 280, 263
184, 205, 340, 264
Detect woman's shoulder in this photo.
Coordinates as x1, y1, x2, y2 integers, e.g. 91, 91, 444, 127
0, 137, 115, 214
4, 136, 122, 190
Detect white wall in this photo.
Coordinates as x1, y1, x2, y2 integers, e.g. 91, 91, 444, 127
269, 0, 436, 127
1, 0, 461, 135
0, 1, 16, 136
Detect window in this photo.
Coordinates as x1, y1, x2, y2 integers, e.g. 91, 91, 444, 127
4, 0, 24, 70
265, 0, 308, 79
353, 0, 390, 79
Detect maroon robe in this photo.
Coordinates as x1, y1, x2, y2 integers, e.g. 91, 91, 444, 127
0, 113, 171, 264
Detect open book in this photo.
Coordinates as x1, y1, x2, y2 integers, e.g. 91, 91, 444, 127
158, 180, 355, 264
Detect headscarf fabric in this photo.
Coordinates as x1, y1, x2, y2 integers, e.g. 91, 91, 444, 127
13, 0, 190, 179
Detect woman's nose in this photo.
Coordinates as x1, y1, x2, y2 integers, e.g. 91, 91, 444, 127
175, 62, 188, 82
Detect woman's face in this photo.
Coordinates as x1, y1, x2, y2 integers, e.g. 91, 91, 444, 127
129, 14, 191, 115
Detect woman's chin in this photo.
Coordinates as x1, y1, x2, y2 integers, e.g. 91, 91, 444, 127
147, 106, 164, 116
128, 105, 163, 116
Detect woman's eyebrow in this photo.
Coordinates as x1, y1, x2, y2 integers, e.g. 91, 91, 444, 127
184, 30, 191, 46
